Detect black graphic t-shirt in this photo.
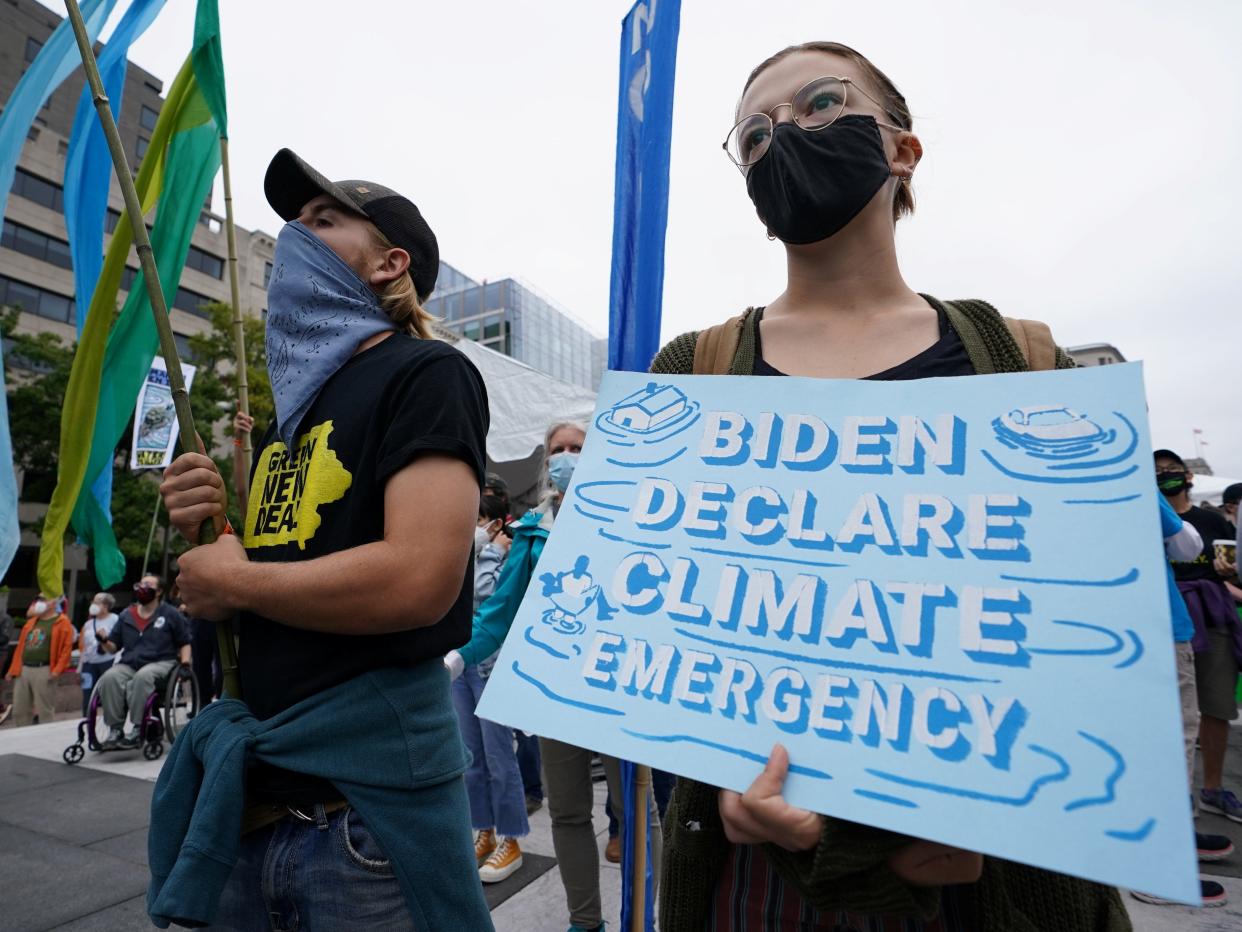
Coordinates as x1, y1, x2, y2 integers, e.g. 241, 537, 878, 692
240, 333, 488, 803
1171, 505, 1236, 582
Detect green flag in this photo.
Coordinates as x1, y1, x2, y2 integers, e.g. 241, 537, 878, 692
192, 0, 227, 135
37, 49, 222, 594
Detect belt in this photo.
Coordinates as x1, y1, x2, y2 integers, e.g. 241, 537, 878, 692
240, 798, 349, 836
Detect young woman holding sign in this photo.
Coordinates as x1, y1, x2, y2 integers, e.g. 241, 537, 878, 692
651, 42, 1130, 930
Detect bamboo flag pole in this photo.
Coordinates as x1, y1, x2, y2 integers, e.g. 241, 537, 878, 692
630, 764, 653, 932
219, 135, 251, 475
141, 482, 161, 577
65, 0, 241, 699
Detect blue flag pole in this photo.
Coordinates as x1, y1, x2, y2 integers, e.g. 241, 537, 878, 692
609, 3, 681, 929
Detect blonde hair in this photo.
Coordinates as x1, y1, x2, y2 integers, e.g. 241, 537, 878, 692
743, 42, 916, 221
367, 226, 437, 339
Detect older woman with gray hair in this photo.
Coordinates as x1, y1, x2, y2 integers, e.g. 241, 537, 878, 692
77, 592, 118, 716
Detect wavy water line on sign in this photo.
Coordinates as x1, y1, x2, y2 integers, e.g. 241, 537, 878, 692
854, 789, 919, 809
573, 503, 616, 525
866, 744, 1070, 806
524, 625, 573, 660
1064, 731, 1125, 812
598, 527, 672, 549
621, 729, 832, 780
1062, 494, 1142, 506
690, 546, 847, 570
980, 449, 1138, 485
512, 661, 623, 716
1000, 568, 1138, 588
606, 446, 688, 469
574, 479, 637, 513
1115, 631, 1144, 669
1105, 818, 1155, 842
1027, 620, 1124, 657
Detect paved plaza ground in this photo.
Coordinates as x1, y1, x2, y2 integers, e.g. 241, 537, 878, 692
1, 716, 1240, 931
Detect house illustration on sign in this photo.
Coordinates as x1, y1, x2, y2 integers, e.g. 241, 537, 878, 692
606, 382, 689, 434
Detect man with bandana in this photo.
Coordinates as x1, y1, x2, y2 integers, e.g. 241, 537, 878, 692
97, 574, 192, 749
1155, 449, 1242, 824
156, 151, 491, 930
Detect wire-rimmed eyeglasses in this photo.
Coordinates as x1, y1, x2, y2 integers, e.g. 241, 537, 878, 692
723, 75, 906, 169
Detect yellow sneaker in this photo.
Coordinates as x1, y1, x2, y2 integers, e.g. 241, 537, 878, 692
474, 828, 497, 867
479, 836, 523, 883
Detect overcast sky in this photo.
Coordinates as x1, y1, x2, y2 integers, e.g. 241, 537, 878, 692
71, 0, 1242, 476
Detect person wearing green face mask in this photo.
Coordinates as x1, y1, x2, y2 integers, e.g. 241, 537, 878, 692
1155, 449, 1242, 825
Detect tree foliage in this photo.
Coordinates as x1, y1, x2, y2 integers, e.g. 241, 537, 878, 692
2, 303, 270, 577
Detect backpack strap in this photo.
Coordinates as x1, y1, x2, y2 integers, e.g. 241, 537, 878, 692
692, 310, 748, 375
1003, 317, 1057, 372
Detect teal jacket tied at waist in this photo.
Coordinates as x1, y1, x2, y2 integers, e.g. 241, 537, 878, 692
146, 663, 493, 930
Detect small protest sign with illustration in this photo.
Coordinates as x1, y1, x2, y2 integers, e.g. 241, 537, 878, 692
477, 363, 1197, 903
129, 356, 196, 470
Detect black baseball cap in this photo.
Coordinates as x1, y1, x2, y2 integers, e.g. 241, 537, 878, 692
1223, 483, 1242, 505
1153, 449, 1186, 468
264, 148, 439, 300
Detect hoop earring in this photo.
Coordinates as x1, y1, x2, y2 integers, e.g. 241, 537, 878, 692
766, 231, 776, 241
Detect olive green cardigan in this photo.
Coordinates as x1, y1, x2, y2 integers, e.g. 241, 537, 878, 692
651, 298, 1131, 931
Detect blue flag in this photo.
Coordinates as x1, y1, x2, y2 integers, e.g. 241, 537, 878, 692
63, 0, 168, 548
0, 0, 117, 581
607, 0, 681, 375
66, 0, 168, 337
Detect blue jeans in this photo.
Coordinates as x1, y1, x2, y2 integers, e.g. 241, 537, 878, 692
208, 805, 413, 931
515, 729, 543, 801
451, 662, 530, 837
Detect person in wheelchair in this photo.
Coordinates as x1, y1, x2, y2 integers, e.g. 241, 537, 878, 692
97, 574, 192, 750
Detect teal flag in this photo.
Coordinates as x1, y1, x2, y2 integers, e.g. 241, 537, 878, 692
0, 0, 117, 583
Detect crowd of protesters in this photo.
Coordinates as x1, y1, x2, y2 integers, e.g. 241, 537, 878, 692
2, 36, 1241, 932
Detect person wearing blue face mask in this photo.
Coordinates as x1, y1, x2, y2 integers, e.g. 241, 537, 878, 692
155, 150, 492, 931
446, 420, 661, 932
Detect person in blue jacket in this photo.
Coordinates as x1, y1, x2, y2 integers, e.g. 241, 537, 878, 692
1131, 494, 1235, 908
451, 490, 529, 884
446, 420, 662, 932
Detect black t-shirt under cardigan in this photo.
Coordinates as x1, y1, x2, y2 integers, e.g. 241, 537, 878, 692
240, 333, 489, 804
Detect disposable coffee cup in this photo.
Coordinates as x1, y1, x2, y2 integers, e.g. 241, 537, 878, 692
1213, 539, 1237, 565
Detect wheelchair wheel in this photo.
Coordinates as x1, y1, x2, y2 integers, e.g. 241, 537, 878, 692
83, 677, 109, 753
142, 741, 164, 761
162, 665, 200, 744
63, 744, 84, 765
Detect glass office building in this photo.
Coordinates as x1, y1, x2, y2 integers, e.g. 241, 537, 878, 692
426, 261, 602, 390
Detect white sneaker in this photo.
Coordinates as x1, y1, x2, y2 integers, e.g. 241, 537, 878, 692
478, 837, 523, 883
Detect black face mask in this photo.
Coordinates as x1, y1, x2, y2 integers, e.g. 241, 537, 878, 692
745, 115, 894, 245
1156, 471, 1189, 496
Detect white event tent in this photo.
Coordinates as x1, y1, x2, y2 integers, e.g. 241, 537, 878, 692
452, 339, 599, 510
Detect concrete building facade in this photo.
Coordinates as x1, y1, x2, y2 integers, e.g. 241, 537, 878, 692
1, 0, 275, 361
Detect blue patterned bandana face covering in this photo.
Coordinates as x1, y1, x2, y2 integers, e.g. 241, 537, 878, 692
265, 221, 395, 448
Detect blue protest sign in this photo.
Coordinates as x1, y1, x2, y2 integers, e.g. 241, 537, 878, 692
607, 0, 682, 373
477, 363, 1198, 903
